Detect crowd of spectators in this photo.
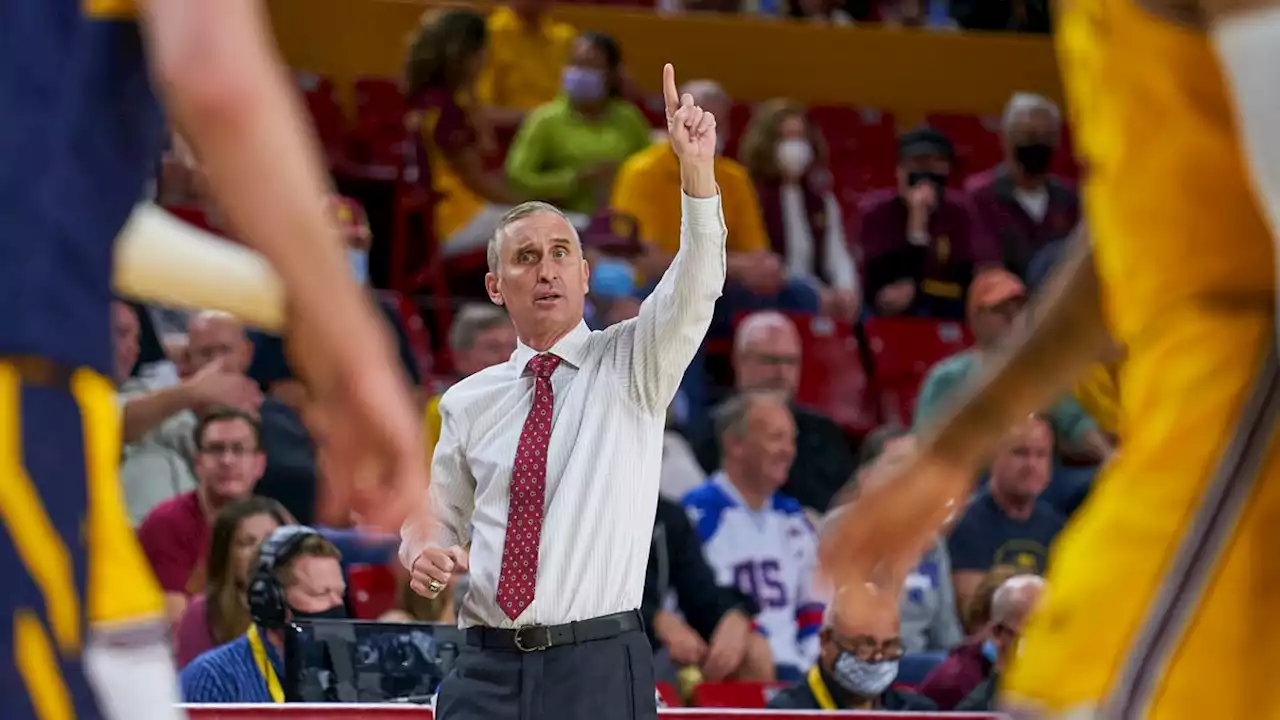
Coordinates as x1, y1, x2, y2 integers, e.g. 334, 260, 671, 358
110, 0, 1103, 711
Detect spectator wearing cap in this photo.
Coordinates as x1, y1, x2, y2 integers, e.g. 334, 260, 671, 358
966, 93, 1080, 280
912, 268, 1110, 463
858, 128, 989, 320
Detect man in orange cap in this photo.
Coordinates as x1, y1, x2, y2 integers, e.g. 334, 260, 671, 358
913, 268, 1111, 466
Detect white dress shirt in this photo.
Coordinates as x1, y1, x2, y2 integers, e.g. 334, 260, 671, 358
403, 194, 727, 629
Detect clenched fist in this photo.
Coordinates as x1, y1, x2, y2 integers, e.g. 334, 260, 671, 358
407, 545, 469, 599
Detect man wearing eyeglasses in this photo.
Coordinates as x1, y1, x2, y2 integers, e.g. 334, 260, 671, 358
138, 406, 267, 623
954, 574, 1046, 712
766, 600, 936, 711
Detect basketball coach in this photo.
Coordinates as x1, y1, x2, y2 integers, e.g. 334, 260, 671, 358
399, 62, 726, 720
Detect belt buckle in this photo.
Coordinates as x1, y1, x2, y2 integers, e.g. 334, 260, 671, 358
513, 625, 551, 652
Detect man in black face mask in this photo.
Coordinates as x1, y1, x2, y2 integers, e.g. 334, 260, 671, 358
766, 598, 936, 711
180, 527, 348, 702
859, 127, 985, 319
966, 92, 1082, 280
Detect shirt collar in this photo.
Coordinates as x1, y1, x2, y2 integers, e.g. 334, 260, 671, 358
709, 470, 776, 513
512, 320, 591, 372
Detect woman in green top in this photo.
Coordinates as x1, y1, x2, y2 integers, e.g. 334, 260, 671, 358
505, 32, 655, 217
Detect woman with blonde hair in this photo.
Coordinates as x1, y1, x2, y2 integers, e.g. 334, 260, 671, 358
173, 497, 293, 668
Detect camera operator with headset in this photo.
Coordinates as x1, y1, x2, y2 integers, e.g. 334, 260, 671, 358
180, 526, 347, 702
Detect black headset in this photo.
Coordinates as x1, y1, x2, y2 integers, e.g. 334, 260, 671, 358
247, 525, 322, 630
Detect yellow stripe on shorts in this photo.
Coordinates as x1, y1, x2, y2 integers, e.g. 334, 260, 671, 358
0, 364, 81, 655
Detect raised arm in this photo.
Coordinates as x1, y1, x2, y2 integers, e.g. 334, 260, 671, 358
626, 64, 727, 414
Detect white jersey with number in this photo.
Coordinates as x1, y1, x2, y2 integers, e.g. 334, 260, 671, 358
682, 473, 824, 673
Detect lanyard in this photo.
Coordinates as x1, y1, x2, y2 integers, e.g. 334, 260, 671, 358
807, 666, 837, 710
246, 624, 285, 703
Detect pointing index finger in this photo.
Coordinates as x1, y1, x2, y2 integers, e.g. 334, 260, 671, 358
662, 63, 679, 115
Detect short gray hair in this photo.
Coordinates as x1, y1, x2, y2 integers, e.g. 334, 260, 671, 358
679, 79, 729, 106
1001, 92, 1061, 134
733, 310, 799, 356
991, 574, 1045, 624
714, 390, 788, 446
487, 201, 579, 272
447, 304, 511, 352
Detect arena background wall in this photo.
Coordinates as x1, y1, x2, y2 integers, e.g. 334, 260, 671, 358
267, 0, 1061, 116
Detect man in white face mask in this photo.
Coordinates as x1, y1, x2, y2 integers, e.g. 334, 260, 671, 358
766, 596, 937, 711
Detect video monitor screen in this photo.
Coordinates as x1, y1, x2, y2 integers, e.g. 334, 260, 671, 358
283, 619, 465, 703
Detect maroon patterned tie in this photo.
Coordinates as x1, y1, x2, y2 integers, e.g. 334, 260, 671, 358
496, 353, 562, 620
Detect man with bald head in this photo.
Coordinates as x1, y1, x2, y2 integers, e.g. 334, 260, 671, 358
767, 599, 936, 710
695, 310, 855, 512
400, 63, 726, 720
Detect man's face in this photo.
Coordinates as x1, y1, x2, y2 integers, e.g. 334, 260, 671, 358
990, 582, 1043, 669
283, 555, 347, 615
990, 418, 1053, 504
111, 302, 140, 382
1004, 108, 1059, 154
819, 600, 903, 675
896, 153, 952, 194
455, 324, 517, 377
188, 315, 251, 373
728, 400, 797, 490
734, 330, 802, 398
485, 212, 589, 343
194, 418, 265, 503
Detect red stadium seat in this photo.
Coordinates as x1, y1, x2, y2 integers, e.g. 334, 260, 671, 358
346, 563, 399, 620
862, 317, 972, 426
690, 681, 785, 709
789, 315, 878, 436
296, 72, 350, 161
377, 289, 436, 380
811, 106, 898, 200
655, 682, 682, 708
353, 76, 407, 132
925, 113, 1003, 184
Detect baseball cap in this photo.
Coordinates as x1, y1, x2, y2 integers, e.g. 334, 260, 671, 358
897, 127, 954, 162
967, 268, 1026, 319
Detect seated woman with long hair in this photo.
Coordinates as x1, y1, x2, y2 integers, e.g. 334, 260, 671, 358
405, 9, 588, 259
172, 497, 293, 668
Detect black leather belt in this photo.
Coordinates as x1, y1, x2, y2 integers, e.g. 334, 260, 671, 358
465, 609, 643, 653
1, 355, 75, 388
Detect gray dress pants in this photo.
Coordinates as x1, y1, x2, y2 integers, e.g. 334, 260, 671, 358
434, 629, 658, 720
